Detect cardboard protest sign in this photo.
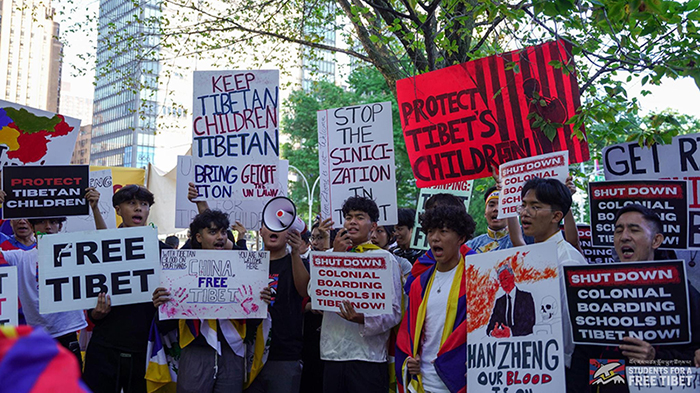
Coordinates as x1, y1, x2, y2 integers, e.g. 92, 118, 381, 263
575, 225, 614, 264
466, 242, 566, 392
396, 40, 589, 188
589, 180, 688, 249
2, 165, 89, 219
37, 226, 160, 313
410, 180, 473, 250
563, 261, 691, 345
175, 155, 289, 230
603, 134, 700, 248
158, 249, 269, 320
309, 251, 394, 315
627, 366, 700, 391
0, 100, 81, 167
317, 102, 398, 227
191, 70, 281, 203
0, 266, 18, 325
498, 151, 568, 218
63, 169, 117, 232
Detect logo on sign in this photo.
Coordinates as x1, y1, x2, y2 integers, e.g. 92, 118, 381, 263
590, 359, 626, 386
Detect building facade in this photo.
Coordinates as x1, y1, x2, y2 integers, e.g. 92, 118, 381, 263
0, 0, 62, 111
71, 124, 92, 165
90, 0, 159, 168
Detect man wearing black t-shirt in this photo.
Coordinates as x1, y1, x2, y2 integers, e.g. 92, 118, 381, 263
245, 224, 310, 393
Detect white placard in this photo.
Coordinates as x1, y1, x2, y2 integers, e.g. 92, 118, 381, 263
175, 155, 288, 230
410, 180, 473, 250
38, 226, 160, 313
317, 102, 397, 227
0, 266, 18, 325
309, 251, 394, 315
62, 169, 118, 232
498, 151, 569, 218
158, 249, 269, 320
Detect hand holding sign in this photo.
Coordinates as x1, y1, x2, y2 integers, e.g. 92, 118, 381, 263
619, 337, 656, 361
152, 287, 171, 308
92, 293, 111, 320
338, 300, 364, 324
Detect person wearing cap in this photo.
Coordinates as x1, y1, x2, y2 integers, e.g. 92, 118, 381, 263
467, 186, 515, 253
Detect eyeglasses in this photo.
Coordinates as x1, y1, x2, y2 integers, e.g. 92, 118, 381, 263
517, 205, 553, 215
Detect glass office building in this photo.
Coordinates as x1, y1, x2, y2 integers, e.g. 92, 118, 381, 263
90, 0, 160, 168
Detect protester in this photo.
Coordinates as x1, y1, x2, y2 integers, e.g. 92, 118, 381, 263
396, 204, 475, 393
371, 224, 412, 276
467, 186, 514, 253
0, 219, 36, 251
0, 188, 102, 370
180, 183, 247, 250
310, 217, 334, 251
320, 196, 402, 393
82, 184, 171, 393
569, 204, 700, 391
151, 209, 263, 392
245, 221, 309, 393
164, 235, 179, 249
391, 208, 424, 263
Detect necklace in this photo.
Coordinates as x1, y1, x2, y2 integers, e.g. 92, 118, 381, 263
434, 272, 452, 294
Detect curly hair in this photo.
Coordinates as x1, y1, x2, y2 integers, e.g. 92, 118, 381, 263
419, 205, 475, 241
112, 184, 155, 207
341, 196, 379, 222
189, 209, 230, 249
424, 193, 466, 211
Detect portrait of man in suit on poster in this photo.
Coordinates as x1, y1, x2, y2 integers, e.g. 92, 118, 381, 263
486, 264, 536, 338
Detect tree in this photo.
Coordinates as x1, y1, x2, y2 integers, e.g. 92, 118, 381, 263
282, 65, 418, 217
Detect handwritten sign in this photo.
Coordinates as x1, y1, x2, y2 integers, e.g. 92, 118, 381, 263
0, 266, 18, 325
604, 134, 700, 248
37, 226, 159, 313
309, 251, 394, 315
466, 242, 566, 393
410, 180, 473, 250
317, 102, 398, 227
498, 151, 568, 218
63, 169, 117, 232
396, 40, 589, 187
0, 100, 81, 167
589, 180, 688, 249
2, 165, 89, 219
563, 261, 691, 345
192, 70, 280, 202
158, 249, 269, 320
175, 155, 288, 230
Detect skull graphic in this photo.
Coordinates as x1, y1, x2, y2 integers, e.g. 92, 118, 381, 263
540, 296, 558, 320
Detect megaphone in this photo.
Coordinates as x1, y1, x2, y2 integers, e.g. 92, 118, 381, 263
262, 196, 308, 234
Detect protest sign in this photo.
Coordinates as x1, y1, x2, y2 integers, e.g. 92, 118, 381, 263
410, 180, 473, 250
2, 165, 89, 219
0, 100, 81, 167
498, 151, 568, 218
309, 251, 394, 315
563, 260, 691, 345
627, 366, 700, 391
63, 169, 117, 232
158, 249, 269, 320
37, 226, 160, 313
191, 70, 281, 202
317, 102, 397, 227
589, 180, 688, 249
603, 134, 700, 248
396, 40, 589, 188
0, 266, 18, 325
576, 225, 614, 264
175, 155, 289, 230
466, 242, 566, 393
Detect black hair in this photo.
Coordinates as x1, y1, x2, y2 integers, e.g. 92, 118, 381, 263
614, 204, 663, 236
396, 208, 416, 228
112, 184, 155, 207
483, 186, 498, 202
521, 178, 571, 216
424, 193, 465, 211
28, 217, 67, 226
301, 230, 311, 243
189, 209, 230, 249
341, 196, 379, 222
419, 205, 475, 241
164, 235, 179, 249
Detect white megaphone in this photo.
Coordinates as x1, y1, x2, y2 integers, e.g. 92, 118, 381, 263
262, 196, 308, 234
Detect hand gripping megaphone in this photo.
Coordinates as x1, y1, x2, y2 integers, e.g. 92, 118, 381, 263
261, 196, 308, 234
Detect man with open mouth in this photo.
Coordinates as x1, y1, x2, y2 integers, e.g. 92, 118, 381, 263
0, 219, 36, 251
467, 186, 515, 254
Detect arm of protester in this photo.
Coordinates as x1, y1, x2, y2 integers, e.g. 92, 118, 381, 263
318, 217, 334, 250
86, 187, 107, 230
619, 337, 656, 361
187, 182, 209, 213
337, 300, 364, 324
359, 256, 403, 336
0, 189, 4, 205
232, 221, 248, 249
260, 286, 272, 305
406, 355, 421, 376
695, 349, 700, 367
492, 165, 526, 247
332, 228, 352, 252
289, 230, 310, 297
563, 176, 583, 254
152, 287, 171, 308
90, 292, 111, 321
